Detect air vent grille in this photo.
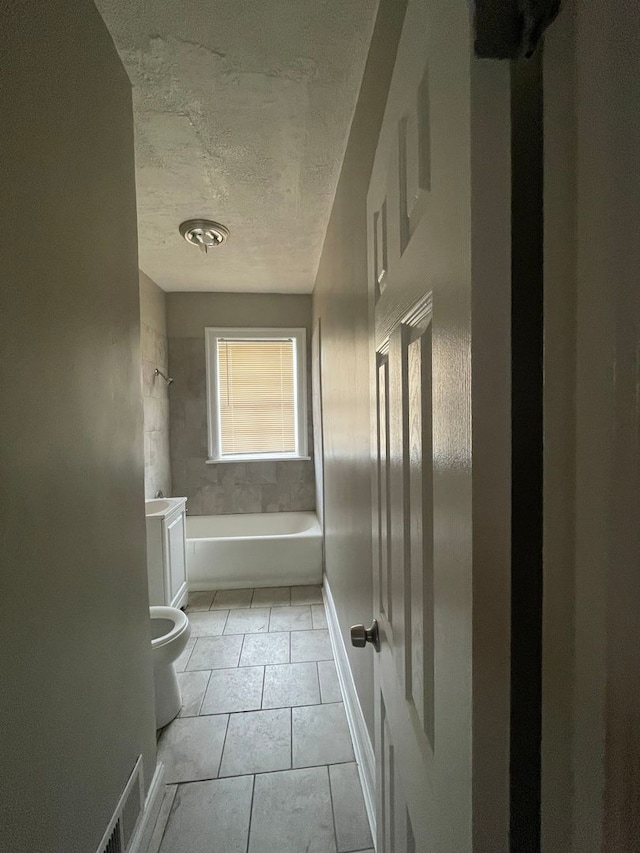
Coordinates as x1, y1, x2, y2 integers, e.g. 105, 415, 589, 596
95, 756, 144, 853
102, 820, 124, 853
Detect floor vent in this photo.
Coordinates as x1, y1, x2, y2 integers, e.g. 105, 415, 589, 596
95, 756, 144, 853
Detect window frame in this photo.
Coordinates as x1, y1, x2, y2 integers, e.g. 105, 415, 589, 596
204, 326, 309, 463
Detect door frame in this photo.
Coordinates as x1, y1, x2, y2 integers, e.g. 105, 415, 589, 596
510, 52, 545, 851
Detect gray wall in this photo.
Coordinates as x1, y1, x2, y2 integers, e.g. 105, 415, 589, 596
568, 1, 640, 849
311, 0, 407, 737
140, 270, 172, 499
167, 292, 315, 514
0, 3, 157, 851
541, 4, 577, 848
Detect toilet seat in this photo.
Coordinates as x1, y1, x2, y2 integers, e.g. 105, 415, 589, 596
150, 605, 189, 650
149, 606, 191, 728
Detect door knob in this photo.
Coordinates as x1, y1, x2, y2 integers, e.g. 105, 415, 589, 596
350, 619, 381, 652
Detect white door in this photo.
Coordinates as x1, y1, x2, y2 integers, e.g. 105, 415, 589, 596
365, 2, 512, 850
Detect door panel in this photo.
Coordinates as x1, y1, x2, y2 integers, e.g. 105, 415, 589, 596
407, 322, 434, 747
399, 64, 431, 254
377, 356, 392, 628
367, 1, 512, 850
388, 324, 409, 693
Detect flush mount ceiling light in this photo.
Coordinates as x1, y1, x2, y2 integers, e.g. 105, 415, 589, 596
179, 219, 230, 254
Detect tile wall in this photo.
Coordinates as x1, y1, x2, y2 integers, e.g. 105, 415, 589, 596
167, 293, 316, 515
140, 270, 171, 498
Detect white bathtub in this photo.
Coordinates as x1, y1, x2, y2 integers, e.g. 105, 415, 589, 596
186, 511, 323, 590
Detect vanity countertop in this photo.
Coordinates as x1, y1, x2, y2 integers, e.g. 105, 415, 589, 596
145, 496, 187, 519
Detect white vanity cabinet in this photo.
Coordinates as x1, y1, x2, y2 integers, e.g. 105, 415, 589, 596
145, 497, 188, 609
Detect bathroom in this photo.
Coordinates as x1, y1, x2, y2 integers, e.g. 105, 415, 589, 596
139, 274, 367, 852
8, 0, 627, 851
140, 274, 324, 590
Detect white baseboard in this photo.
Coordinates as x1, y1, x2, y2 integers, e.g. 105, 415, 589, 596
129, 761, 166, 853
323, 576, 376, 843
144, 784, 177, 853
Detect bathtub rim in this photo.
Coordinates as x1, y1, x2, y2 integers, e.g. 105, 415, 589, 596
185, 510, 321, 544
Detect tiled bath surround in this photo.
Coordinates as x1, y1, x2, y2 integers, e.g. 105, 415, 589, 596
167, 292, 316, 515
140, 270, 171, 498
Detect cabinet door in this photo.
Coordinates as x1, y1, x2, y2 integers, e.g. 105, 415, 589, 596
166, 511, 186, 604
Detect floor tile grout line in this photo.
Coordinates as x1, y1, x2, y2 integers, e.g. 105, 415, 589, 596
167, 758, 357, 786
215, 713, 231, 778
182, 639, 197, 671
315, 660, 322, 706
239, 632, 248, 666
223, 629, 271, 638
197, 699, 345, 719
186, 628, 334, 644
186, 656, 332, 675
261, 661, 267, 710
209, 588, 254, 612
196, 669, 213, 716
327, 764, 341, 853
289, 706, 293, 769
190, 621, 318, 640
245, 773, 257, 853
259, 654, 266, 710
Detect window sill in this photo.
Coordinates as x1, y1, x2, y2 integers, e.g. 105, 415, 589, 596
206, 455, 311, 465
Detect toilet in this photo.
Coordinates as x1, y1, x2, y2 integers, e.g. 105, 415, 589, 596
150, 606, 191, 729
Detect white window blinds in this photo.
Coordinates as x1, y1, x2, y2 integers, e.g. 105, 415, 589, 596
217, 338, 297, 456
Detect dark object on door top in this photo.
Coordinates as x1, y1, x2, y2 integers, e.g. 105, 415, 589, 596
473, 0, 561, 59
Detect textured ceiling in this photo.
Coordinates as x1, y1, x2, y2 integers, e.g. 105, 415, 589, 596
95, 0, 378, 293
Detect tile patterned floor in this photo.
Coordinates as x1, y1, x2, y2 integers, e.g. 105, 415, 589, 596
155, 585, 373, 853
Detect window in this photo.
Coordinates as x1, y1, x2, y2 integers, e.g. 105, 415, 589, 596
205, 327, 308, 462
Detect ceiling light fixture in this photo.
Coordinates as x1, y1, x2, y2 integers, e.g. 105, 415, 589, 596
179, 219, 230, 254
